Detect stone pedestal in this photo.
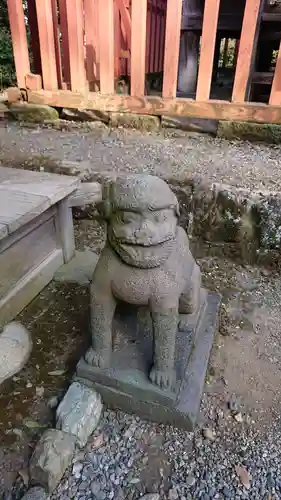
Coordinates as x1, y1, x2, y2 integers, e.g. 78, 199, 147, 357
76, 290, 221, 430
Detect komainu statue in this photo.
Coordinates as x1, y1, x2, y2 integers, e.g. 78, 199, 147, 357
84, 174, 202, 391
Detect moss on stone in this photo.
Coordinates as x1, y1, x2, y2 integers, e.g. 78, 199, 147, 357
110, 112, 160, 132
9, 103, 59, 123
217, 121, 281, 144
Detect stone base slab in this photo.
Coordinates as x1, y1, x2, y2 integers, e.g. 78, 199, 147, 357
76, 291, 221, 430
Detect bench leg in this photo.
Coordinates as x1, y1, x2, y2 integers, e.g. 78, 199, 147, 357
57, 198, 75, 263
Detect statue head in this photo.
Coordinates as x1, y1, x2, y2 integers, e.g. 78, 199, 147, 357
100, 175, 180, 268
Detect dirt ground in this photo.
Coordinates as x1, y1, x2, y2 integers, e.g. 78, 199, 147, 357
1, 219, 281, 498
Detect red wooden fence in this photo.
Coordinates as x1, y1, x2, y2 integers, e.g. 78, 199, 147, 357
6, 0, 281, 123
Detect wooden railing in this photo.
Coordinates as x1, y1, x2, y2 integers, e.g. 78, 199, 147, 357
6, 0, 281, 123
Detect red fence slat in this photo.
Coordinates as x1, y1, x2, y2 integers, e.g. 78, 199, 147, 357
63, 0, 86, 92
7, 0, 30, 88
35, 0, 58, 90
196, 0, 220, 101
269, 42, 281, 105
162, 0, 182, 98
232, 0, 262, 103
51, 0, 63, 89
85, 0, 100, 88
131, 0, 147, 96
58, 0, 70, 85
98, 0, 115, 94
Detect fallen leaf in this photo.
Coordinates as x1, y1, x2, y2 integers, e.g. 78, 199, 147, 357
235, 464, 251, 489
19, 469, 29, 487
48, 370, 65, 376
23, 419, 47, 430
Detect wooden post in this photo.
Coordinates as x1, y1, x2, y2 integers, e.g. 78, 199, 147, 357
26, 0, 42, 75
85, 0, 100, 88
131, 0, 147, 96
51, 0, 63, 89
7, 0, 30, 88
146, 0, 152, 73
269, 41, 281, 105
162, 0, 182, 98
58, 0, 71, 86
63, 0, 86, 92
114, 1, 121, 78
57, 199, 75, 263
98, 0, 115, 94
232, 0, 263, 103
196, 0, 220, 101
35, 0, 58, 90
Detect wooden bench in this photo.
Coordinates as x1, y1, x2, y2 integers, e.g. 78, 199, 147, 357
0, 167, 101, 327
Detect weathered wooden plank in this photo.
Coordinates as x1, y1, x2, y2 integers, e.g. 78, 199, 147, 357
85, 0, 100, 85
196, 0, 220, 101
269, 42, 281, 105
0, 188, 50, 233
232, 0, 263, 103
131, 0, 147, 97
0, 248, 63, 327
26, 89, 281, 124
0, 224, 8, 241
162, 0, 182, 98
98, 0, 115, 94
7, 0, 30, 88
0, 217, 57, 300
64, 0, 86, 92
34, 0, 58, 90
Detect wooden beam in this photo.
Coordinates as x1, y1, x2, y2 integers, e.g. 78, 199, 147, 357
269, 41, 281, 105
26, 89, 281, 124
162, 0, 182, 98
25, 73, 43, 90
85, 0, 100, 85
98, 0, 115, 94
58, 0, 71, 85
64, 0, 86, 92
196, 0, 220, 101
131, 0, 147, 97
232, 0, 263, 103
7, 0, 30, 88
51, 0, 63, 89
35, 0, 58, 90
26, 0, 42, 75
115, 0, 132, 46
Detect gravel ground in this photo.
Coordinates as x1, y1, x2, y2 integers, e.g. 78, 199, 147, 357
0, 122, 281, 191
51, 222, 281, 500
1, 123, 281, 499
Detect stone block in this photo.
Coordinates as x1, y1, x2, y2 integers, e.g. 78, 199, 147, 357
56, 381, 103, 447
29, 429, 76, 493
76, 291, 221, 430
9, 103, 59, 123
217, 120, 281, 144
54, 250, 99, 285
110, 112, 160, 131
21, 486, 49, 500
0, 322, 32, 385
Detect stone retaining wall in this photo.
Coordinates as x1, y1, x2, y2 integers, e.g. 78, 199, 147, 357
1, 153, 280, 267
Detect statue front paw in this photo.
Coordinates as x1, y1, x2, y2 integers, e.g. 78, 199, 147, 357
149, 366, 175, 391
84, 347, 109, 368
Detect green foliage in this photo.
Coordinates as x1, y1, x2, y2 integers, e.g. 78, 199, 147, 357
0, 27, 16, 89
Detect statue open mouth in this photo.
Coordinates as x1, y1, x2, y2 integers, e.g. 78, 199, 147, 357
109, 234, 176, 269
